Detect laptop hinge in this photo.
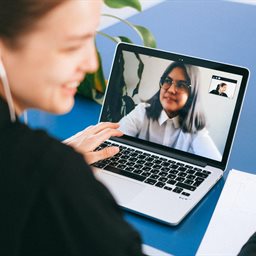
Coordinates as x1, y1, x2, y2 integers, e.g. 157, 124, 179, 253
109, 137, 207, 168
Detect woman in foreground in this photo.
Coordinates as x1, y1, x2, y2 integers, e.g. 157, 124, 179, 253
0, 0, 143, 255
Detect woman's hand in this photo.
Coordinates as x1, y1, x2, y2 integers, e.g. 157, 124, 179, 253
63, 122, 123, 165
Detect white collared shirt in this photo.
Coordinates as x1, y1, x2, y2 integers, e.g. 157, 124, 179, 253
119, 103, 222, 161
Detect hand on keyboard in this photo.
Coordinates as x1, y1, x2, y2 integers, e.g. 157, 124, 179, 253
63, 122, 123, 164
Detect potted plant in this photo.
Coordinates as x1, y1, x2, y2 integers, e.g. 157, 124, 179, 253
77, 0, 157, 104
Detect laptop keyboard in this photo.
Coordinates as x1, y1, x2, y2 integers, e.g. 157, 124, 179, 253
92, 141, 211, 197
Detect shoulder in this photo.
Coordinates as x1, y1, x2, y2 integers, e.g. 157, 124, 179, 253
120, 102, 148, 121
133, 102, 149, 112
238, 232, 256, 256
0, 120, 91, 182
210, 90, 217, 94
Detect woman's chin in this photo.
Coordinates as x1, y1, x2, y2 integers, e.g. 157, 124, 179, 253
51, 99, 74, 115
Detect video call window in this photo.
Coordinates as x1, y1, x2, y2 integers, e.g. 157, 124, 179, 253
208, 75, 237, 99
102, 50, 243, 162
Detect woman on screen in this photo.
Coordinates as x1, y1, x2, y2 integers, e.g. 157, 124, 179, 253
119, 61, 221, 160
210, 82, 228, 97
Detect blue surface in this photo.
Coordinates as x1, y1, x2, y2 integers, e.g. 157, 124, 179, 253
27, 1, 256, 255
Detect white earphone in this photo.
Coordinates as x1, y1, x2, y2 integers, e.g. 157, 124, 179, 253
0, 59, 16, 122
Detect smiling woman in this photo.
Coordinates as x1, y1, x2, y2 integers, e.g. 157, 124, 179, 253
0, 1, 143, 255
0, 0, 99, 115
119, 61, 222, 160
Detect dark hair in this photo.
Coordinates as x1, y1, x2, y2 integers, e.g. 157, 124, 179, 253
216, 82, 227, 91
0, 0, 65, 47
146, 61, 206, 133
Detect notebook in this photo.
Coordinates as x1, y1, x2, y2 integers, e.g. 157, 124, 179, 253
93, 43, 249, 225
196, 169, 256, 255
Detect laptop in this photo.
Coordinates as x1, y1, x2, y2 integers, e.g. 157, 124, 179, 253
93, 43, 249, 225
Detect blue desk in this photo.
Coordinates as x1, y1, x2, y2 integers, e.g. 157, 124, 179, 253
27, 1, 256, 255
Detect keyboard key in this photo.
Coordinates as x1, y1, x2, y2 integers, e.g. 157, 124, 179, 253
193, 180, 203, 187
181, 192, 190, 197
141, 172, 151, 177
187, 174, 196, 180
167, 179, 176, 185
167, 174, 176, 179
93, 162, 107, 168
158, 177, 168, 183
184, 179, 194, 185
187, 169, 196, 174
158, 171, 168, 177
195, 172, 208, 179
162, 162, 171, 167
133, 169, 143, 174
152, 164, 161, 169
118, 159, 127, 164
153, 159, 162, 164
161, 167, 170, 172
164, 186, 172, 191
125, 167, 134, 172
104, 165, 146, 182
176, 182, 196, 191
142, 166, 151, 172
176, 177, 185, 182
169, 170, 179, 175
177, 172, 187, 178
134, 164, 143, 169
178, 167, 187, 172
151, 170, 160, 175
137, 159, 146, 164
144, 178, 157, 185
173, 187, 183, 194
155, 182, 165, 188
195, 177, 204, 182
150, 174, 160, 180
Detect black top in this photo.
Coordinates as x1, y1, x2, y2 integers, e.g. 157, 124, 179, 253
209, 89, 228, 97
238, 232, 256, 255
0, 97, 143, 256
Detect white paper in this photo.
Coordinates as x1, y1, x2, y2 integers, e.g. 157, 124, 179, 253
142, 244, 173, 256
196, 169, 256, 255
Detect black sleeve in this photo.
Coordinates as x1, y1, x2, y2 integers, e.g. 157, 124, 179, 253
22, 138, 144, 256
238, 232, 256, 256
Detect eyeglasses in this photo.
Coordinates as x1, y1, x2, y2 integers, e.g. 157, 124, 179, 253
160, 77, 191, 92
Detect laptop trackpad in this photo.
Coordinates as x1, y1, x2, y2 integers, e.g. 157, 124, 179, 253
94, 169, 145, 204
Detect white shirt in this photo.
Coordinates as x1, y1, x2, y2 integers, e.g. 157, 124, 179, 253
119, 103, 222, 161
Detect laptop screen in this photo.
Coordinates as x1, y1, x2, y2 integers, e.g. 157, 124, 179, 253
100, 43, 249, 168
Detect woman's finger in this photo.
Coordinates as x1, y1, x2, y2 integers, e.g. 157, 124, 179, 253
80, 122, 120, 137
80, 128, 123, 152
85, 146, 120, 165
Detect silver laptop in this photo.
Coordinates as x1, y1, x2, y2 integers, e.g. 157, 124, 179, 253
93, 43, 249, 225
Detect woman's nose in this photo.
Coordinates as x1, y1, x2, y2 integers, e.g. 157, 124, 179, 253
79, 42, 99, 74
167, 83, 177, 94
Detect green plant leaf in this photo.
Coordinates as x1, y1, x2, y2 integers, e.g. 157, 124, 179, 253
97, 31, 120, 43
133, 25, 157, 48
103, 0, 142, 12
102, 14, 157, 48
116, 36, 133, 44
77, 50, 106, 104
